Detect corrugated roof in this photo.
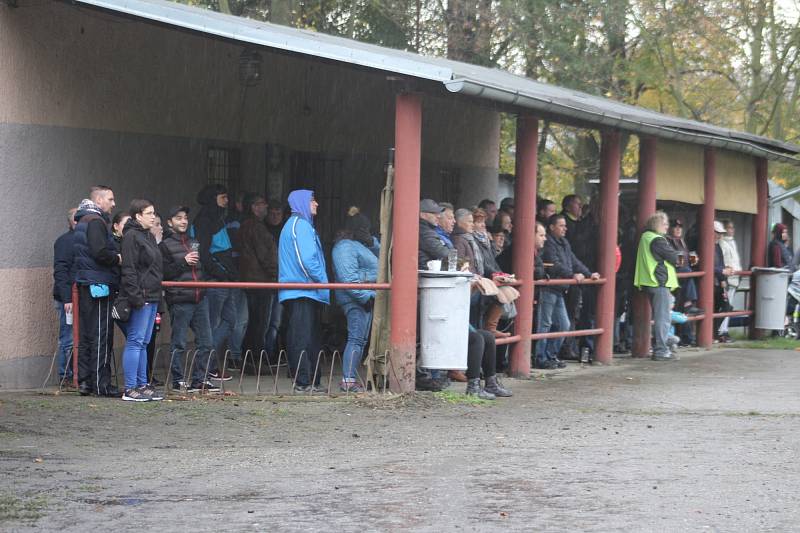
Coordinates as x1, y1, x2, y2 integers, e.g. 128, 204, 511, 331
74, 0, 800, 164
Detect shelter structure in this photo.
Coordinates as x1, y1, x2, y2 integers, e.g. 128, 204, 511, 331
1, 0, 798, 389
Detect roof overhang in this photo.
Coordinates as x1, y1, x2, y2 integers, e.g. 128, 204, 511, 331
71, 0, 800, 165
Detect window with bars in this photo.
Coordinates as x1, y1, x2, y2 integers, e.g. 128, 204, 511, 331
207, 147, 241, 198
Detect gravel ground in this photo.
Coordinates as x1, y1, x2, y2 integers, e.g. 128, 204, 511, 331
2, 347, 799, 532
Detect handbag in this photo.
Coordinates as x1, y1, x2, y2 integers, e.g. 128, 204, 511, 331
111, 295, 131, 322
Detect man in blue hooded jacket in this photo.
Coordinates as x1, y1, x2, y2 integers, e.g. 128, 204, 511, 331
279, 190, 330, 392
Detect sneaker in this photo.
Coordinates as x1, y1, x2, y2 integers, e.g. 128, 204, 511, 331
122, 388, 151, 402
188, 381, 220, 393
149, 377, 164, 386
651, 353, 675, 362
139, 385, 163, 401
207, 371, 233, 381
339, 381, 364, 393
293, 384, 312, 393
172, 380, 188, 390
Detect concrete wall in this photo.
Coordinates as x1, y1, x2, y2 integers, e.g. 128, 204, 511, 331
0, 2, 500, 386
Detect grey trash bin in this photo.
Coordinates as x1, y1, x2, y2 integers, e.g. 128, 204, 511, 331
418, 271, 472, 370
753, 267, 791, 330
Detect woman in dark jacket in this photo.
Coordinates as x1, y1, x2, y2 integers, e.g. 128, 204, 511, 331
120, 199, 164, 402
768, 223, 792, 268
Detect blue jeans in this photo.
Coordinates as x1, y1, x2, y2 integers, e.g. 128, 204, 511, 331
285, 298, 322, 387
535, 290, 570, 364
206, 288, 248, 363
54, 300, 73, 378
168, 299, 215, 385
122, 303, 158, 390
341, 302, 372, 381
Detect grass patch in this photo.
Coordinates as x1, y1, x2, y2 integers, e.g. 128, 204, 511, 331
730, 337, 800, 350
0, 493, 48, 524
434, 390, 491, 406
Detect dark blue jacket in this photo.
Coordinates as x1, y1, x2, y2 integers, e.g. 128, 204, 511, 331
53, 230, 75, 303
541, 234, 591, 292
73, 207, 120, 288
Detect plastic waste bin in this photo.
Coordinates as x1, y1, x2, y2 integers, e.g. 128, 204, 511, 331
753, 267, 791, 330
418, 271, 472, 370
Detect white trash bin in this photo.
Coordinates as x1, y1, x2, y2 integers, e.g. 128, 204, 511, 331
418, 271, 472, 370
753, 267, 791, 330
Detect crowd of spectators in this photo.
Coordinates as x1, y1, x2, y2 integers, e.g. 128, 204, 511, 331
52, 183, 781, 400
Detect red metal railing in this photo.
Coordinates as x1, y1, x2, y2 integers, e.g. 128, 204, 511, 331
162, 281, 391, 290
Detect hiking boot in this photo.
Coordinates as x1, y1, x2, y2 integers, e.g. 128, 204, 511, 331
465, 378, 495, 400
415, 376, 444, 392
448, 370, 468, 383
484, 375, 512, 397
122, 388, 151, 402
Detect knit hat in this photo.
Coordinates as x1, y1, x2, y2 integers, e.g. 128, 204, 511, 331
166, 205, 190, 219
344, 206, 372, 247
773, 223, 788, 236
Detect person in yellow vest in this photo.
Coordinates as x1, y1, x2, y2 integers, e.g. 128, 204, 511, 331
634, 211, 679, 361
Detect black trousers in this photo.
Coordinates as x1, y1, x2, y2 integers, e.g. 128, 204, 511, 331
467, 329, 497, 380
244, 289, 275, 357
285, 297, 322, 387
77, 285, 114, 393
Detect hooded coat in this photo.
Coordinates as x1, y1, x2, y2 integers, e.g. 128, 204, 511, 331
278, 190, 330, 304
192, 184, 237, 281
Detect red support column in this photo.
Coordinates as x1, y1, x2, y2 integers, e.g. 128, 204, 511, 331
697, 147, 716, 347
595, 130, 621, 364
632, 137, 657, 357
389, 93, 422, 393
749, 157, 769, 338
509, 115, 539, 378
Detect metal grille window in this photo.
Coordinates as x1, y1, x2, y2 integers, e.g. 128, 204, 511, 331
207, 147, 241, 198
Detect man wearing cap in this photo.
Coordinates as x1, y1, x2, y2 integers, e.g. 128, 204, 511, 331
713, 221, 735, 342
160, 206, 219, 392
418, 199, 450, 269
666, 218, 699, 346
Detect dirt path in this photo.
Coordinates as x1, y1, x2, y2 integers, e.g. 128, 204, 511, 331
2, 347, 799, 532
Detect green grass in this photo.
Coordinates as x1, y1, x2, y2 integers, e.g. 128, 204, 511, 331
434, 390, 491, 405
0, 493, 48, 524
730, 336, 800, 350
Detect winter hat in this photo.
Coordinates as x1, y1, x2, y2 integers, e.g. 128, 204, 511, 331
345, 206, 373, 247
196, 184, 227, 206
773, 223, 788, 237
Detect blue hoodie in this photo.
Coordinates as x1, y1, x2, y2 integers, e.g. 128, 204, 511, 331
278, 190, 330, 304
